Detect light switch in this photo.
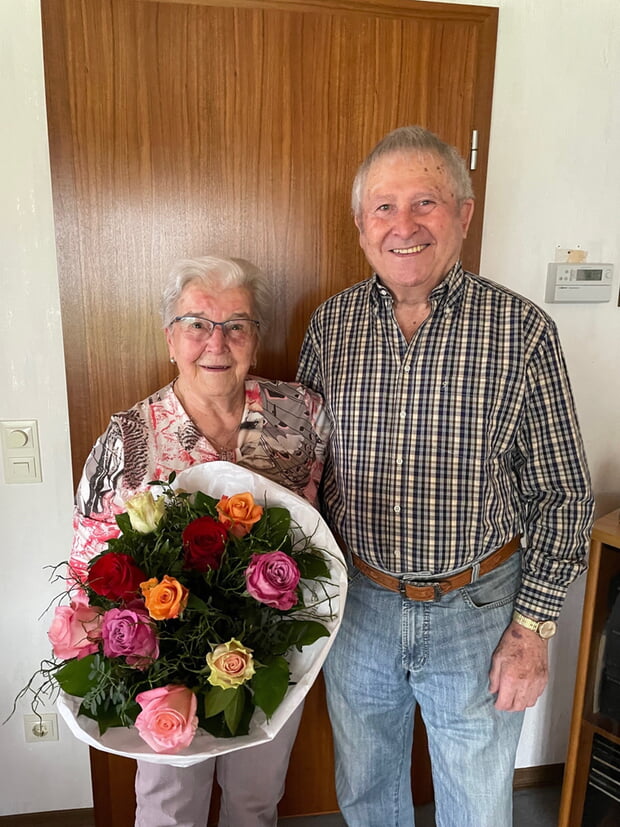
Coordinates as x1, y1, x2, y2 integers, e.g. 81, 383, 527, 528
1, 419, 42, 483
8, 428, 30, 449
9, 457, 38, 480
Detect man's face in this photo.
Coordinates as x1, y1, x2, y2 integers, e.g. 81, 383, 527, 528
355, 150, 474, 298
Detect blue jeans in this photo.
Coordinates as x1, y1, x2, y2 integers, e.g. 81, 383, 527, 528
324, 552, 525, 827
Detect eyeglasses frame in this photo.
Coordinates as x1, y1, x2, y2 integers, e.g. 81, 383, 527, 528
169, 314, 261, 341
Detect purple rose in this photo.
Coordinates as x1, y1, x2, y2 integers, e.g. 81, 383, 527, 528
102, 604, 159, 669
245, 551, 300, 611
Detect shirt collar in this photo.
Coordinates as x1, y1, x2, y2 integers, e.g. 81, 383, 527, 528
369, 261, 465, 311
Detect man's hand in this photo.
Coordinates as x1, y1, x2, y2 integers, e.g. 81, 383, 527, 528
489, 622, 549, 711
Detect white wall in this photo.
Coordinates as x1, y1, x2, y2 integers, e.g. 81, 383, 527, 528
1, 0, 619, 816
436, 0, 620, 768
0, 0, 93, 816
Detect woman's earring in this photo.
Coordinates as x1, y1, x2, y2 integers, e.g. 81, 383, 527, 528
170, 357, 176, 364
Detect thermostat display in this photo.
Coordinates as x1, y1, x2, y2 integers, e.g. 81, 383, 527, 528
577, 269, 603, 282
545, 263, 613, 303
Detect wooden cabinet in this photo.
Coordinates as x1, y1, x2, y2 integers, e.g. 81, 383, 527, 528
559, 509, 620, 826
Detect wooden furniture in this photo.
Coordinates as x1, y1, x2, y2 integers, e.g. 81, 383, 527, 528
559, 509, 620, 826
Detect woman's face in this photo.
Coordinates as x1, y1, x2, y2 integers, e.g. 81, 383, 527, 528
166, 282, 259, 403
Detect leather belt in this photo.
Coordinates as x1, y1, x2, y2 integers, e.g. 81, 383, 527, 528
351, 537, 521, 602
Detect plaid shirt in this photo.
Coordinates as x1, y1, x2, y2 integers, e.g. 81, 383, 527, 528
297, 263, 594, 620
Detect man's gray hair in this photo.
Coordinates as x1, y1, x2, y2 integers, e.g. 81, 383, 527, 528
351, 125, 474, 219
161, 255, 273, 336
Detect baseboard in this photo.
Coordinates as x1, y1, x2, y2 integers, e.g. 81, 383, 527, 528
514, 762, 564, 789
0, 767, 564, 824
0, 809, 94, 827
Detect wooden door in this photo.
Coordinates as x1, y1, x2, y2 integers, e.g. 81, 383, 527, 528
41, 0, 498, 822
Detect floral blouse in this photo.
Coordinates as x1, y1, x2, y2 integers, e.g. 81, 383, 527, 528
70, 378, 329, 580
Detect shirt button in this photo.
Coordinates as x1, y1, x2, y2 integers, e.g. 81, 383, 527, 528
394, 505, 401, 514
403, 365, 411, 373
400, 410, 406, 419
396, 458, 403, 466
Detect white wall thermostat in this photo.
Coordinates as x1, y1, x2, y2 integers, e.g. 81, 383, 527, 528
545, 262, 613, 303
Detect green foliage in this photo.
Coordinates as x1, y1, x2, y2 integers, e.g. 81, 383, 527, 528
295, 551, 331, 580
114, 511, 133, 535
271, 620, 331, 653
254, 506, 291, 548
55, 655, 98, 697
41, 475, 337, 744
224, 686, 246, 735
201, 684, 253, 737
251, 657, 290, 718
203, 684, 235, 718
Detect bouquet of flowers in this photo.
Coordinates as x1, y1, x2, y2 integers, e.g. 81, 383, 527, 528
25, 462, 346, 765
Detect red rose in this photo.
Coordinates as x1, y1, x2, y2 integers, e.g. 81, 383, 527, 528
182, 516, 228, 572
87, 552, 147, 601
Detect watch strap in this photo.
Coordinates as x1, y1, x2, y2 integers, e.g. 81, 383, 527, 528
512, 610, 557, 639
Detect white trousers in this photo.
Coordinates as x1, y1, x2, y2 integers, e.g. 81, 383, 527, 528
134, 703, 304, 827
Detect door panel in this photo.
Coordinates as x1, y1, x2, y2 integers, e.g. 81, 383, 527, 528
41, 0, 497, 821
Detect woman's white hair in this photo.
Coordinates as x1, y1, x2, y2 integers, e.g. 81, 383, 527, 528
161, 255, 273, 337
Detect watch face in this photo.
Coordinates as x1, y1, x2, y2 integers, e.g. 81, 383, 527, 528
538, 620, 557, 639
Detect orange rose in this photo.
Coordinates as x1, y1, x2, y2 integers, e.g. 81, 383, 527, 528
140, 575, 189, 620
216, 493, 263, 538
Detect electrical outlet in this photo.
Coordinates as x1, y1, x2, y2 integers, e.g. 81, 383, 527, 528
23, 713, 59, 742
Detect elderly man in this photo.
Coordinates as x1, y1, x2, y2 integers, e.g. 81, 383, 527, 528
297, 126, 593, 826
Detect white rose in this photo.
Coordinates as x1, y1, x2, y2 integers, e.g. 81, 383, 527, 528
126, 491, 166, 534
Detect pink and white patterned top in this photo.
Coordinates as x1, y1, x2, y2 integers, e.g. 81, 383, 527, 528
70, 378, 329, 581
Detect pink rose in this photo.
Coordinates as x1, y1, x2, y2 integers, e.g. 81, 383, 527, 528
48, 591, 104, 660
101, 604, 159, 669
245, 551, 300, 611
135, 685, 198, 754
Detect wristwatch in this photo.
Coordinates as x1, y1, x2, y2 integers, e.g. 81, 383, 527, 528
512, 610, 557, 640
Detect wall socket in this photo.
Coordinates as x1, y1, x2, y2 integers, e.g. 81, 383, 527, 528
23, 713, 59, 742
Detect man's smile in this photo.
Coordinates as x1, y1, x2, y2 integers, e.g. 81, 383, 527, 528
390, 244, 429, 255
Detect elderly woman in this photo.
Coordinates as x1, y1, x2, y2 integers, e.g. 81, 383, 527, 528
69, 256, 330, 827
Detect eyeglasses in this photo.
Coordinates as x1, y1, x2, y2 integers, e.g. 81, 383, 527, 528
169, 315, 260, 344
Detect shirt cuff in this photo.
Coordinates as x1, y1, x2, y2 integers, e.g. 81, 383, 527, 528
513, 573, 568, 621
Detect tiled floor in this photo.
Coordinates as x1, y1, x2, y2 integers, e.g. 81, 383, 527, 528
279, 784, 562, 826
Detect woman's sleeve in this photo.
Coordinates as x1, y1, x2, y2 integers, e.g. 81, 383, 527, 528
300, 385, 331, 507
69, 418, 126, 582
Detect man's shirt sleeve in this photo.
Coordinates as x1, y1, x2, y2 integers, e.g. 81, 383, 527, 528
513, 322, 594, 620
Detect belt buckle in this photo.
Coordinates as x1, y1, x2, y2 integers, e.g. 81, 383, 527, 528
399, 578, 443, 602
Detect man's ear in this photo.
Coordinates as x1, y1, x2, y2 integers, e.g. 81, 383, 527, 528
460, 199, 475, 238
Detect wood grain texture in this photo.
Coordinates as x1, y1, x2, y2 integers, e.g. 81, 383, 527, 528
41, 0, 497, 821
42, 0, 496, 480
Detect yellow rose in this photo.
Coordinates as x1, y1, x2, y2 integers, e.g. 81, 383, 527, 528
140, 575, 189, 620
126, 491, 166, 534
206, 639, 255, 689
216, 493, 263, 538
